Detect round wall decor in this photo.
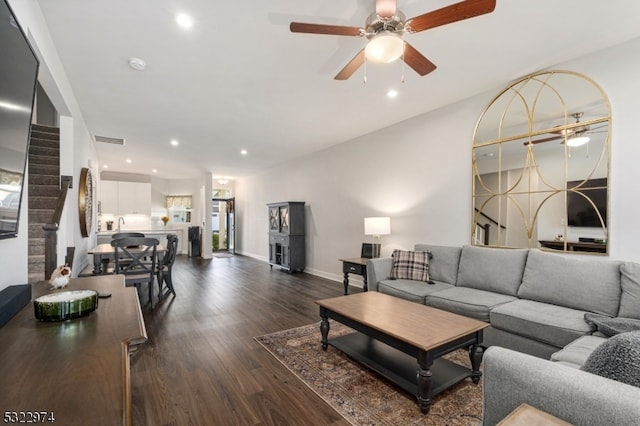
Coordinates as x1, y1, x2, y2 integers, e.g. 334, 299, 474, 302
78, 167, 93, 237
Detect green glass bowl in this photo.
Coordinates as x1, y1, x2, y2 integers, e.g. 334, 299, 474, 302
34, 290, 99, 321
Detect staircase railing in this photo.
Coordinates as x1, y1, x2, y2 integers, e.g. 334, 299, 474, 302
43, 175, 73, 279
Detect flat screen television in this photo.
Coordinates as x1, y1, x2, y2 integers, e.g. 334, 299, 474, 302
567, 178, 607, 228
0, 0, 39, 239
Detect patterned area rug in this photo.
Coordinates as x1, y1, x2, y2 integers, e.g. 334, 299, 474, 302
255, 321, 483, 425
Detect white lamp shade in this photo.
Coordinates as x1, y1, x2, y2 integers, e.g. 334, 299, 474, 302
364, 217, 391, 235
364, 32, 404, 64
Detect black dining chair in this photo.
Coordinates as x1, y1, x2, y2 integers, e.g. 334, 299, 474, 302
111, 232, 146, 269
157, 234, 178, 298
111, 237, 159, 308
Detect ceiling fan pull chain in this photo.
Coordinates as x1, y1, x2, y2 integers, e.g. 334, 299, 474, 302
401, 42, 406, 83
363, 57, 368, 84
586, 140, 590, 158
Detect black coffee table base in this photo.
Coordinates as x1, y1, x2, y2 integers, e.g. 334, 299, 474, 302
320, 309, 484, 414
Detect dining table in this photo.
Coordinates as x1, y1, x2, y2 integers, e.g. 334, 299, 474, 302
88, 243, 165, 275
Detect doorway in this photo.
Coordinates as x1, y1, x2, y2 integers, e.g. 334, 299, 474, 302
212, 197, 235, 255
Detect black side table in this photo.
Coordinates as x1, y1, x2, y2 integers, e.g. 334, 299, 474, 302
339, 257, 368, 295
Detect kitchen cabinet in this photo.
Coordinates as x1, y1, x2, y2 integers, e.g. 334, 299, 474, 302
99, 180, 118, 215
99, 180, 151, 215
118, 182, 150, 214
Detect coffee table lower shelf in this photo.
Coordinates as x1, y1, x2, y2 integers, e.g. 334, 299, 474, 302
330, 331, 473, 398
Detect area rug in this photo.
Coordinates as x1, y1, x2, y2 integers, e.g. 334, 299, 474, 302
255, 321, 483, 425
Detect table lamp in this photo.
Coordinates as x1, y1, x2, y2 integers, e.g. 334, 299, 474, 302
364, 217, 391, 258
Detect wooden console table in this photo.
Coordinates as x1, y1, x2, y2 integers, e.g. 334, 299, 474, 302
0, 275, 147, 425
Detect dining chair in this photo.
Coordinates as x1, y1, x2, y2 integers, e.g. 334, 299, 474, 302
111, 237, 159, 308
157, 234, 178, 297
111, 232, 146, 269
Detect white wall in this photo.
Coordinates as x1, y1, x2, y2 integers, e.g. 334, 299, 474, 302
235, 37, 640, 285
0, 1, 99, 289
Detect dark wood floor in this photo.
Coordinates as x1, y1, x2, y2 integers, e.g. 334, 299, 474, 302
131, 254, 360, 425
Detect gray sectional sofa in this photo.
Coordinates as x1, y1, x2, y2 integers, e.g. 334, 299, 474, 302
367, 244, 640, 424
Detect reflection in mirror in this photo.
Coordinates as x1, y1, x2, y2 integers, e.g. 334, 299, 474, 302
472, 70, 610, 254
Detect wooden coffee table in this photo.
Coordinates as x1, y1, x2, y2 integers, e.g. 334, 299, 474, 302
316, 292, 488, 414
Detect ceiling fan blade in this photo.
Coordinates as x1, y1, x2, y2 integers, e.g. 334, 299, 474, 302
402, 43, 437, 76
290, 22, 362, 37
334, 49, 365, 80
407, 0, 496, 33
376, 0, 397, 18
526, 135, 563, 145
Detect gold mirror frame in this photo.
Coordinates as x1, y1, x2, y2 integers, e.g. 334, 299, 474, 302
472, 70, 611, 254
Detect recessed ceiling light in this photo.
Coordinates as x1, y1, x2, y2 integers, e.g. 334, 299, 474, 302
171, 139, 179, 146
387, 89, 399, 99
125, 158, 132, 164
240, 149, 248, 156
152, 169, 157, 173
175, 13, 194, 29
128, 57, 146, 71
102, 164, 109, 169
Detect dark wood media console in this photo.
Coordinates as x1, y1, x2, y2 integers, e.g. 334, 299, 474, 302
539, 240, 606, 253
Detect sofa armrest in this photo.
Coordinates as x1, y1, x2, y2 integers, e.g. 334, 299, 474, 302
482, 346, 640, 425
366, 257, 392, 292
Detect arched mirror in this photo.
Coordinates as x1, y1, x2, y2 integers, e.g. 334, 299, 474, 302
472, 70, 611, 254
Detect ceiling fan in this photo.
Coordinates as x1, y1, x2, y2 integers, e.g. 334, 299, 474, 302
528, 112, 606, 146
289, 0, 497, 80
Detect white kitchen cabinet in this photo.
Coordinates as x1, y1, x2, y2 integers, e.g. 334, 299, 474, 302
99, 180, 119, 214
99, 181, 151, 215
117, 182, 151, 215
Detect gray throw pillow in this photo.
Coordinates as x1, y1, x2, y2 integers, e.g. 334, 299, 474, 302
581, 331, 640, 388
584, 313, 640, 337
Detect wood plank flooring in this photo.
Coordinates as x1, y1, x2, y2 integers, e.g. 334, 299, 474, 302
131, 254, 360, 425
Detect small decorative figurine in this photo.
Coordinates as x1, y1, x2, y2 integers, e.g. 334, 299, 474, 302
49, 264, 71, 289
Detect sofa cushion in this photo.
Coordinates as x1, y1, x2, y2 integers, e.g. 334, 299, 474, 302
581, 331, 640, 388
490, 299, 594, 348
390, 250, 431, 282
378, 279, 454, 304
414, 244, 461, 285
619, 262, 640, 319
455, 245, 529, 296
425, 287, 517, 322
550, 335, 607, 368
518, 249, 621, 317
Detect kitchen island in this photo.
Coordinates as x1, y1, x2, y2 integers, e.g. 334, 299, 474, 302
96, 228, 186, 254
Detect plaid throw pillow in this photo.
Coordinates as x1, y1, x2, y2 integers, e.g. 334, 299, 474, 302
391, 250, 431, 282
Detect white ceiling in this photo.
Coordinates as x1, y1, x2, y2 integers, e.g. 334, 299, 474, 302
35, 0, 640, 181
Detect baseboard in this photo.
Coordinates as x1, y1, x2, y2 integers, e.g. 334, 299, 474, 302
235, 250, 362, 289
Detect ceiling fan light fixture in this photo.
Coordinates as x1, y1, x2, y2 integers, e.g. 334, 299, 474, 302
365, 32, 404, 64
566, 136, 590, 147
